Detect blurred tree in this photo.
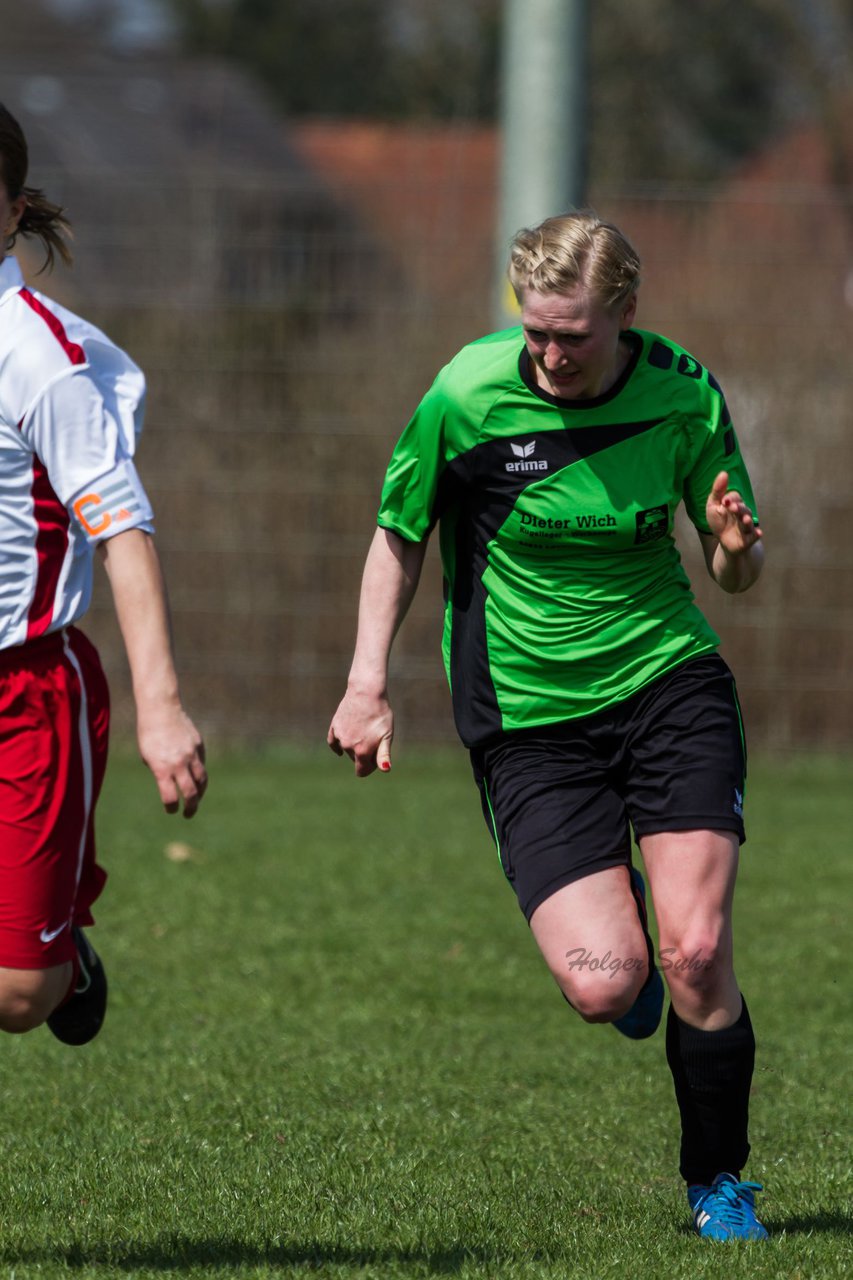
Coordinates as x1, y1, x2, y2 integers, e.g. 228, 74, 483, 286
167, 0, 851, 185
590, 0, 793, 184
770, 0, 853, 247
168, 0, 498, 118
591, 0, 853, 186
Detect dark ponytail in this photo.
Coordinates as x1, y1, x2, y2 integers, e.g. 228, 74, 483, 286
0, 103, 72, 271
15, 186, 73, 270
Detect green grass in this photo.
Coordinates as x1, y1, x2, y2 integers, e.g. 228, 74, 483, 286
0, 747, 850, 1278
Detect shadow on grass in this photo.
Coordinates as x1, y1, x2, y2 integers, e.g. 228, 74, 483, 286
1, 1214, 851, 1270
762, 1211, 853, 1237
676, 1210, 853, 1238
0, 1239, 540, 1274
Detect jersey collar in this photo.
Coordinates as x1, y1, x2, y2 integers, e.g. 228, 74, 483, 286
0, 255, 25, 307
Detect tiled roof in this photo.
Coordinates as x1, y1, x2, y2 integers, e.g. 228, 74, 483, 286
291, 120, 499, 299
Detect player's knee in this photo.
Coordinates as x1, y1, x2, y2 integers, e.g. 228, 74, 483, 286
561, 961, 648, 1024
0, 979, 59, 1033
0, 996, 49, 1033
660, 928, 729, 999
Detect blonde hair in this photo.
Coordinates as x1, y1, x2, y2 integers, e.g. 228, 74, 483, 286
0, 103, 72, 272
508, 211, 640, 309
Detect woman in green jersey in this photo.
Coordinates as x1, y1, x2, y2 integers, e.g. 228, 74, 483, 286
329, 211, 768, 1242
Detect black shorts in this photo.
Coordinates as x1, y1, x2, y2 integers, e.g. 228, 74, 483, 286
470, 654, 747, 922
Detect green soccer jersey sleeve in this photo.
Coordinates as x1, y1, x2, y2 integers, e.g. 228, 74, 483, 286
377, 377, 451, 542
682, 373, 758, 534
378, 329, 524, 542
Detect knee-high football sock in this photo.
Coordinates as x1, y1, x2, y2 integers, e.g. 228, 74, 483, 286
665, 997, 755, 1185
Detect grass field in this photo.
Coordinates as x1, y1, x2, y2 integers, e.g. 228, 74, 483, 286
0, 746, 850, 1279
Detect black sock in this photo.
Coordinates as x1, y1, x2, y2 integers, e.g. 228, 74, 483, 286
665, 997, 755, 1185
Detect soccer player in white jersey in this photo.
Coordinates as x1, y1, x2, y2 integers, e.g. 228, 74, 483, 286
0, 103, 207, 1045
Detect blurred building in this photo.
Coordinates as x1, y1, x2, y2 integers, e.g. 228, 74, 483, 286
3, 1, 852, 750
2, 1, 384, 312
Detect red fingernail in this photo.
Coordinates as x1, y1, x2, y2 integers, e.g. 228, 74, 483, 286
380, 762, 390, 772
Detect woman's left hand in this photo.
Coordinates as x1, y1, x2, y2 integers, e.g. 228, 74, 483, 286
705, 471, 762, 554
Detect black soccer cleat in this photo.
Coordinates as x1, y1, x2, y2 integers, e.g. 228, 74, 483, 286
46, 926, 108, 1045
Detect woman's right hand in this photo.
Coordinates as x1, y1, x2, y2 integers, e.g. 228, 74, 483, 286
327, 687, 394, 777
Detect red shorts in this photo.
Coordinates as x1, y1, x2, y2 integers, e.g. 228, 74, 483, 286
0, 626, 109, 969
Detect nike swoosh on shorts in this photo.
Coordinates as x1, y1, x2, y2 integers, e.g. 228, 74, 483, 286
39, 922, 68, 944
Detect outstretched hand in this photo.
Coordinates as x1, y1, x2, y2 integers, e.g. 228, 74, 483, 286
705, 471, 762, 554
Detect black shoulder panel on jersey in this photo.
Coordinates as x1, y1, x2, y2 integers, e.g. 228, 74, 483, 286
648, 341, 674, 370
707, 371, 732, 426
677, 353, 703, 379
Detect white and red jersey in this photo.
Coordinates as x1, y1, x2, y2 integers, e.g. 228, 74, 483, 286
0, 256, 154, 650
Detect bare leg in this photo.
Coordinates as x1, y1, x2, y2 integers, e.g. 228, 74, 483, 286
642, 829, 755, 1185
641, 829, 740, 1029
529, 865, 649, 1022
0, 963, 73, 1033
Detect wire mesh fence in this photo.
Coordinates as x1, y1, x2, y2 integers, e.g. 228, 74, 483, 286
26, 151, 851, 751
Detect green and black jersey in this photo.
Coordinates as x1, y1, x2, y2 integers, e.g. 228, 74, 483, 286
378, 327, 757, 748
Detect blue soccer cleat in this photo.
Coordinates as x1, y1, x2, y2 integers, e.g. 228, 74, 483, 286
612, 866, 663, 1039
688, 1173, 769, 1240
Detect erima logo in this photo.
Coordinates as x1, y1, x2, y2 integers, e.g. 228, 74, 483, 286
506, 440, 548, 473
733, 788, 744, 818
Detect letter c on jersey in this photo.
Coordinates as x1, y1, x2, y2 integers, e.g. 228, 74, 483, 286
73, 493, 111, 537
